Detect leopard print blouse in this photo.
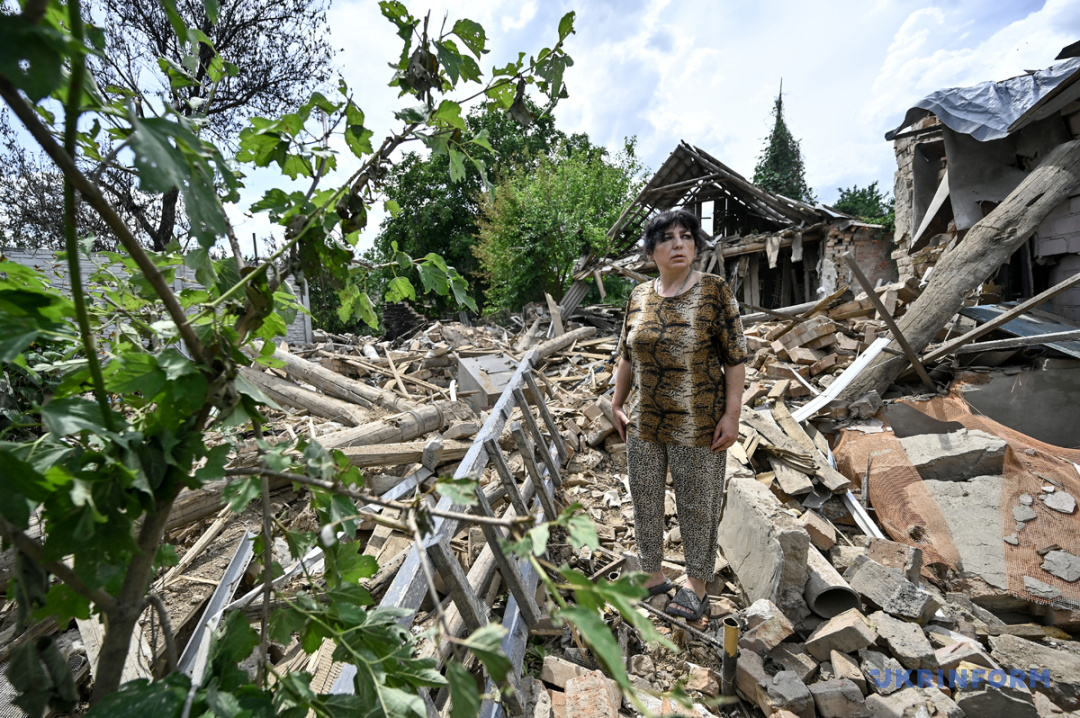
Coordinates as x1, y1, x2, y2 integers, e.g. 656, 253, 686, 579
618, 273, 747, 447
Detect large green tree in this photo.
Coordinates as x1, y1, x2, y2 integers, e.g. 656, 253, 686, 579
834, 180, 895, 233
0, 0, 334, 252
364, 100, 589, 314
475, 139, 644, 313
752, 88, 814, 203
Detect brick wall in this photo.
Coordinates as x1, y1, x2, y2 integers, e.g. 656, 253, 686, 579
1034, 190, 1080, 259
893, 134, 917, 251
817, 227, 899, 294
1034, 190, 1080, 321
1049, 254, 1080, 321
2, 247, 312, 344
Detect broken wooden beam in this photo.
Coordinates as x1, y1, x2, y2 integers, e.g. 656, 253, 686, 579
239, 367, 368, 426
545, 291, 565, 336
531, 325, 597, 360
840, 138, 1080, 399
268, 344, 417, 412
842, 252, 936, 392
513, 386, 562, 488
337, 439, 471, 469
427, 539, 488, 633
923, 271, 1080, 362
315, 400, 474, 450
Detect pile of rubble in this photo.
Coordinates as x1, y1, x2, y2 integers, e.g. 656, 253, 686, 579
5, 280, 1080, 718
739, 278, 924, 410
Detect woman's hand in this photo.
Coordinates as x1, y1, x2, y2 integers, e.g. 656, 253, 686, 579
711, 412, 739, 452
612, 404, 631, 441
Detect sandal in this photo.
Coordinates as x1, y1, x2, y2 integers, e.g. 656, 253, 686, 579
666, 587, 709, 622
646, 579, 674, 596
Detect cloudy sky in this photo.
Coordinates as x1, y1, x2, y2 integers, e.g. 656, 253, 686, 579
232, 0, 1080, 252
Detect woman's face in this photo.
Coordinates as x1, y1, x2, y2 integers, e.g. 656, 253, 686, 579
650, 223, 697, 273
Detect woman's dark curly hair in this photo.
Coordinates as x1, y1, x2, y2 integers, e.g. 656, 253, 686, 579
642, 208, 709, 257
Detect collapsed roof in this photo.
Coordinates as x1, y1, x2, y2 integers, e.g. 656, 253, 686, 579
604, 141, 843, 257
885, 56, 1080, 142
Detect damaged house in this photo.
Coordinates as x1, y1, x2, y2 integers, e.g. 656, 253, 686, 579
558, 142, 897, 319
888, 52, 1080, 339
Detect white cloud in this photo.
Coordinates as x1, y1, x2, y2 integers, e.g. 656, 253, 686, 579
227, 0, 1080, 260
502, 1, 537, 31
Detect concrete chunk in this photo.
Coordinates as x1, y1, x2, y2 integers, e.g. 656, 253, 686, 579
867, 538, 923, 585
718, 478, 811, 624
830, 650, 867, 693
683, 663, 720, 698
990, 634, 1080, 711
740, 598, 795, 653
565, 671, 621, 718
798, 510, 837, 551
923, 475, 1008, 590
1016, 504, 1039, 522
1045, 491, 1077, 514
766, 671, 815, 718
935, 640, 994, 672
769, 643, 819, 683
1024, 576, 1062, 600
859, 649, 908, 696
898, 428, 1007, 481
736, 649, 771, 711
806, 608, 878, 661
829, 545, 868, 574
541, 655, 589, 689
809, 678, 870, 718
845, 555, 940, 623
952, 660, 1039, 718
869, 611, 936, 670
865, 687, 964, 718
1041, 550, 1080, 582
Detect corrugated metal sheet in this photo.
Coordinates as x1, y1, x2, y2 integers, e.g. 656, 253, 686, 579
958, 303, 1080, 359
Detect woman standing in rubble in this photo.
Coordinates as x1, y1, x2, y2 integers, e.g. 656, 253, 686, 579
612, 208, 747, 622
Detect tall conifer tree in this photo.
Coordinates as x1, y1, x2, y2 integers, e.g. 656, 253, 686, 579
752, 84, 814, 203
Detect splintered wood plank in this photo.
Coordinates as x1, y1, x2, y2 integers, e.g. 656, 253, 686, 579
767, 455, 814, 496
767, 379, 790, 400
309, 638, 343, 694
728, 439, 750, 466
524, 370, 568, 467
363, 507, 402, 558
774, 400, 851, 493
513, 386, 562, 487
803, 421, 831, 456
475, 486, 541, 627
484, 439, 529, 517
383, 346, 413, 400
771, 401, 817, 454
545, 292, 565, 336
511, 422, 558, 521
336, 439, 471, 468
427, 539, 488, 633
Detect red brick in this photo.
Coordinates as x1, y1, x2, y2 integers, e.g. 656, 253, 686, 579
565, 671, 620, 718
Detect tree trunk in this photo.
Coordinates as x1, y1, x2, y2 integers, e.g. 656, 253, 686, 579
239, 366, 370, 426
270, 347, 417, 413
92, 494, 175, 702
154, 187, 179, 251
317, 400, 474, 450
840, 139, 1080, 400
531, 325, 596, 359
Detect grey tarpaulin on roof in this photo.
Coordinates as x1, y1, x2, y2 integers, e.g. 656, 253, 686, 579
885, 57, 1080, 142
